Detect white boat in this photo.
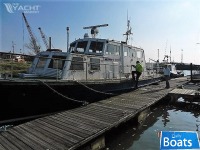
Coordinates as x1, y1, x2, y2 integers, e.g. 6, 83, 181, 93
0, 22, 162, 119
20, 23, 161, 81
22, 36, 149, 81
191, 71, 200, 80
147, 59, 184, 78
160, 63, 184, 78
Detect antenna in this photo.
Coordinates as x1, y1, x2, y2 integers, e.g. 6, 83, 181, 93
12, 41, 16, 54
123, 14, 133, 44
83, 24, 108, 38
164, 40, 168, 55
170, 45, 171, 62
66, 27, 69, 52
181, 49, 183, 63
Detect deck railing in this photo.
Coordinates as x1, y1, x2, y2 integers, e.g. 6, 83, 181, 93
0, 57, 161, 81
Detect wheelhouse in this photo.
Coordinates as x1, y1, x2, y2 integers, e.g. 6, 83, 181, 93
24, 37, 147, 80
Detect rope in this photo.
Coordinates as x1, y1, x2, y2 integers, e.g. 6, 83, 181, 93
75, 80, 116, 96
38, 80, 88, 106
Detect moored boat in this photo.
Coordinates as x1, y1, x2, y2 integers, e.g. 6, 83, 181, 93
0, 22, 162, 120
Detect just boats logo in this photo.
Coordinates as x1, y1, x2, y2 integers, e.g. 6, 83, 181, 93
160, 131, 200, 149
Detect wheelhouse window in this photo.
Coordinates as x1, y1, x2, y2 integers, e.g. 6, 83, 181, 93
130, 48, 136, 58
106, 44, 120, 55
70, 57, 84, 70
124, 47, 129, 57
69, 42, 76, 52
76, 41, 88, 53
136, 50, 143, 58
90, 58, 100, 70
48, 56, 66, 70
89, 41, 103, 54
36, 55, 48, 68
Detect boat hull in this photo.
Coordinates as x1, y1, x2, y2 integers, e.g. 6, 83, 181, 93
0, 77, 162, 121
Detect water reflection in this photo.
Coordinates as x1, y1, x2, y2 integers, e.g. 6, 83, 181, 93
161, 108, 169, 127
104, 99, 200, 150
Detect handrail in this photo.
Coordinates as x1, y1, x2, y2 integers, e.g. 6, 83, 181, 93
0, 56, 160, 80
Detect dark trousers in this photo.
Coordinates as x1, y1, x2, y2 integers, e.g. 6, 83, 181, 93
164, 75, 170, 88
132, 71, 142, 88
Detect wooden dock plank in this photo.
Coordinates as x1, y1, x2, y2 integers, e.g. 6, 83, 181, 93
73, 106, 123, 122
0, 143, 6, 150
92, 102, 138, 113
69, 110, 116, 125
56, 113, 107, 132
14, 126, 58, 150
169, 89, 197, 95
101, 97, 149, 110
89, 103, 126, 116
70, 104, 124, 119
168, 88, 200, 102
19, 125, 67, 150
45, 116, 94, 137
5, 128, 44, 150
0, 77, 189, 150
25, 122, 72, 149
1, 131, 32, 150
0, 134, 21, 150
66, 111, 113, 128
61, 111, 111, 127
97, 101, 138, 112
33, 119, 79, 145
39, 117, 88, 139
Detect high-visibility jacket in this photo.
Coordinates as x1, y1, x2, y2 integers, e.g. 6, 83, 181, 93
136, 63, 143, 73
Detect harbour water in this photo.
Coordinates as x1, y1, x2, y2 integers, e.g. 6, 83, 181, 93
103, 71, 200, 150
104, 98, 200, 150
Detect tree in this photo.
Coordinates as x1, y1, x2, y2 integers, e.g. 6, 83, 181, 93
25, 38, 41, 55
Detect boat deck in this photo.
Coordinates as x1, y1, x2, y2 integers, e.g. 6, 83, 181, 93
0, 77, 189, 150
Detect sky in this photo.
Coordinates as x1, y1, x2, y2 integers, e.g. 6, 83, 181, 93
1, 0, 200, 64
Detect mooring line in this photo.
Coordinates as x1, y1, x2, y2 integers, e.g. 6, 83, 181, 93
0, 111, 59, 129
75, 80, 116, 96
38, 80, 88, 105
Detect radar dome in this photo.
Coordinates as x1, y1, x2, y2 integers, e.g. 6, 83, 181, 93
84, 33, 89, 38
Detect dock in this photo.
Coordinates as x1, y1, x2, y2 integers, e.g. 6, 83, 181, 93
169, 88, 200, 102
0, 77, 189, 150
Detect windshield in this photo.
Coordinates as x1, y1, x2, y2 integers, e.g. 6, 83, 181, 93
88, 41, 104, 54
76, 41, 88, 53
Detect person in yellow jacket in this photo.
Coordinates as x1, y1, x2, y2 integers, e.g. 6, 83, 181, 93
131, 61, 143, 88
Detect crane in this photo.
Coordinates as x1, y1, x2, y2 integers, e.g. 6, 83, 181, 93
22, 12, 40, 54
38, 27, 49, 49
83, 24, 108, 38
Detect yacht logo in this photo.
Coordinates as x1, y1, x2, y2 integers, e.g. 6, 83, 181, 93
4, 3, 40, 13
4, 3, 17, 13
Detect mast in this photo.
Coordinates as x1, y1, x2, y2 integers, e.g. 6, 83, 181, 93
181, 49, 183, 63
66, 27, 69, 52
123, 17, 133, 44
170, 45, 171, 63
